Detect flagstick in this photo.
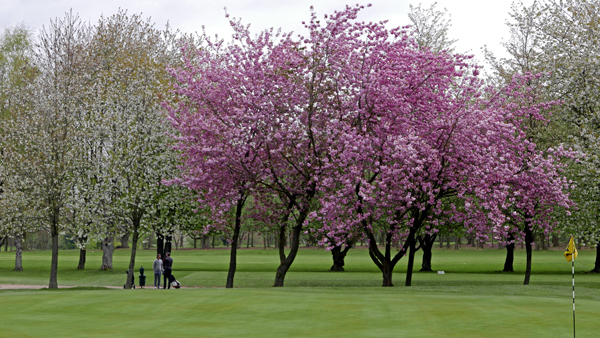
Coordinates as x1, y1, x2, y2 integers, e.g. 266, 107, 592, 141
572, 258, 576, 338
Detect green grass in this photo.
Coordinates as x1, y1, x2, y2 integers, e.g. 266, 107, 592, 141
0, 247, 599, 337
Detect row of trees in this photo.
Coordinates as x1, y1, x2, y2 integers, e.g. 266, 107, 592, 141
165, 4, 574, 288
0, 11, 210, 288
2, 1, 600, 289
486, 0, 600, 272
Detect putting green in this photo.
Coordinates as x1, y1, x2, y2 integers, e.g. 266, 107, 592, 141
0, 287, 598, 337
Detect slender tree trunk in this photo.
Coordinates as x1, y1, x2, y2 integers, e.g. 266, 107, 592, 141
77, 248, 86, 270
226, 196, 246, 288
100, 235, 114, 270
14, 233, 23, 271
592, 241, 600, 273
523, 225, 533, 285
503, 234, 515, 272
329, 244, 351, 271
405, 237, 417, 286
156, 233, 164, 256
273, 209, 308, 287
49, 216, 59, 289
125, 212, 142, 289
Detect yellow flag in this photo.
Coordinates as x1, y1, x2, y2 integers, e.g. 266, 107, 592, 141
564, 236, 578, 262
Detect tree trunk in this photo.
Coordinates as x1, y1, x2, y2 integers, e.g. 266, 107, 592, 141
380, 256, 395, 287
120, 233, 130, 248
523, 225, 533, 285
164, 235, 172, 255
273, 208, 308, 287
419, 234, 436, 272
592, 241, 600, 273
156, 233, 164, 256
405, 237, 417, 286
503, 234, 515, 272
14, 233, 23, 271
49, 224, 59, 289
466, 234, 473, 246
329, 244, 351, 271
100, 235, 114, 270
125, 212, 142, 289
226, 196, 246, 288
77, 248, 86, 270
552, 235, 560, 247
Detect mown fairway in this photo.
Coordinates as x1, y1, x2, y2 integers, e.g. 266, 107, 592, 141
1, 247, 599, 337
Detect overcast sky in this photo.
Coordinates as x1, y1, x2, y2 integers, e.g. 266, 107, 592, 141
1, 0, 532, 64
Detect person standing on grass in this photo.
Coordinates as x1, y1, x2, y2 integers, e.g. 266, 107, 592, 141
163, 252, 173, 289
153, 254, 163, 289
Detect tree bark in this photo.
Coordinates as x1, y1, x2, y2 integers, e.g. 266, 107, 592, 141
120, 233, 130, 248
125, 211, 142, 289
592, 241, 600, 273
329, 244, 352, 271
164, 235, 172, 255
77, 248, 86, 270
405, 237, 418, 286
100, 235, 114, 270
552, 235, 560, 247
156, 233, 164, 257
273, 206, 307, 287
14, 233, 23, 271
49, 222, 59, 289
226, 196, 246, 288
419, 234, 436, 272
379, 249, 395, 287
503, 234, 515, 272
523, 225, 533, 285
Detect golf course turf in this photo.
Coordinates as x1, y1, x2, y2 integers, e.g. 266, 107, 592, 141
0, 247, 598, 337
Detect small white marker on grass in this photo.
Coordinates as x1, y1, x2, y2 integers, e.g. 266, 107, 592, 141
437, 271, 445, 274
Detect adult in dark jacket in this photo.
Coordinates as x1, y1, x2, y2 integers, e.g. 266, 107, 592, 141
163, 252, 173, 289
